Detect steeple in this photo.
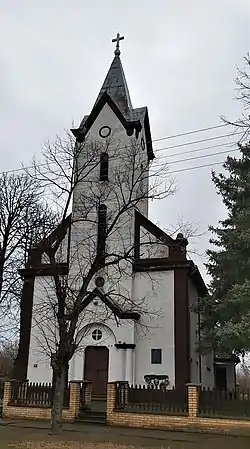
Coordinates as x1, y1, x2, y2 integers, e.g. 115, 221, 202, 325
95, 33, 133, 113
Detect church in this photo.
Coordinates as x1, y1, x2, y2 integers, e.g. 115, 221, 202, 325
14, 35, 237, 395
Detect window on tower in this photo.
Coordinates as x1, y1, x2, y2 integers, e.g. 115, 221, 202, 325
100, 153, 109, 181
97, 204, 107, 260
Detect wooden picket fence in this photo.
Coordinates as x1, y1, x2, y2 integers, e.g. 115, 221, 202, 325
0, 381, 4, 403
9, 381, 70, 408
199, 387, 250, 418
115, 383, 187, 415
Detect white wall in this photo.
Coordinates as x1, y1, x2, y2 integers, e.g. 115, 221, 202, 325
69, 101, 149, 310
226, 363, 236, 389
201, 353, 214, 388
188, 279, 200, 384
27, 276, 57, 383
71, 318, 135, 383
133, 271, 175, 387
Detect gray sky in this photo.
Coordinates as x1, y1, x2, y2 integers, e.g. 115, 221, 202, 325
1, 0, 250, 280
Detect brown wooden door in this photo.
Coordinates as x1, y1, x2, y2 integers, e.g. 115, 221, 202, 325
84, 346, 109, 396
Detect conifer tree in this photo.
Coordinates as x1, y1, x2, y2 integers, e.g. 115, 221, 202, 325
198, 143, 250, 354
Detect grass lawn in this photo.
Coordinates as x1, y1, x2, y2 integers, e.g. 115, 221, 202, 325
1, 424, 250, 449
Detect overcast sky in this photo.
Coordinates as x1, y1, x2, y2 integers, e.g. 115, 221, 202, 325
1, 0, 250, 280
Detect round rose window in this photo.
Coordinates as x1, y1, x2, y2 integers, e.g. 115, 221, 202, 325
99, 126, 111, 138
92, 329, 102, 341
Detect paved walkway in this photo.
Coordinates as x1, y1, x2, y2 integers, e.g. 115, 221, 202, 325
1, 418, 250, 449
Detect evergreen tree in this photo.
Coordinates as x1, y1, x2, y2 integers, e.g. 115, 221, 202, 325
198, 142, 250, 354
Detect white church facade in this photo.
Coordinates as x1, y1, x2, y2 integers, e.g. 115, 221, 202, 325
14, 36, 238, 395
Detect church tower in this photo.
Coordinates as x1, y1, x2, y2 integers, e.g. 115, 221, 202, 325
71, 33, 154, 220
70, 34, 155, 282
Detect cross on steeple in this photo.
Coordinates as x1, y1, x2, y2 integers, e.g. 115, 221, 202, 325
112, 33, 124, 56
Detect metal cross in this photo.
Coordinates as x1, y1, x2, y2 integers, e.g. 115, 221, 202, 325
112, 33, 124, 56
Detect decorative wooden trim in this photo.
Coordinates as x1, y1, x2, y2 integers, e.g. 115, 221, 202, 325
115, 343, 136, 349
14, 215, 71, 381
214, 354, 240, 364
133, 258, 207, 297
13, 277, 35, 380
174, 267, 190, 388
133, 259, 190, 272
143, 108, 154, 161
27, 215, 71, 266
134, 210, 188, 262
80, 288, 140, 321
71, 92, 142, 145
19, 263, 69, 278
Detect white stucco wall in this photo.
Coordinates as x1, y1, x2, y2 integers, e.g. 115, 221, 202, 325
27, 275, 137, 384
133, 271, 175, 387
26, 100, 178, 388
201, 352, 214, 388
188, 279, 200, 384
27, 276, 57, 383
226, 363, 236, 389
69, 101, 149, 308
71, 318, 135, 383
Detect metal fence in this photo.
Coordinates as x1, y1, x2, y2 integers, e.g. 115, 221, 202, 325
80, 381, 89, 410
9, 381, 70, 408
115, 383, 187, 415
0, 381, 4, 404
199, 387, 250, 418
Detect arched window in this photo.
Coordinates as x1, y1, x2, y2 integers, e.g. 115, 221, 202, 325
97, 204, 107, 260
100, 153, 109, 181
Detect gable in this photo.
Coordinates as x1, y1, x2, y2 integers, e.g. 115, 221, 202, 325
133, 210, 207, 298
79, 288, 140, 320
134, 210, 187, 262
71, 92, 141, 141
71, 93, 154, 162
26, 215, 71, 267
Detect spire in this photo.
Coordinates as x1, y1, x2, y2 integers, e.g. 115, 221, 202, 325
95, 33, 133, 112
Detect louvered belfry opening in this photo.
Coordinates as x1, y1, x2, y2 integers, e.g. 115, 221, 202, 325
100, 153, 109, 181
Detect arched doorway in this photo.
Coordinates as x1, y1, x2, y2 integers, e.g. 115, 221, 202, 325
84, 346, 109, 396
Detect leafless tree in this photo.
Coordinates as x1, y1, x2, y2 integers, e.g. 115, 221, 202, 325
0, 172, 58, 342
222, 53, 250, 140
236, 362, 250, 390
25, 130, 198, 433
0, 341, 18, 378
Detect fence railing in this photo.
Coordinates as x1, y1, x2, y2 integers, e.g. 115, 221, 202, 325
115, 383, 187, 415
79, 381, 89, 410
199, 387, 250, 418
0, 381, 4, 403
9, 381, 70, 408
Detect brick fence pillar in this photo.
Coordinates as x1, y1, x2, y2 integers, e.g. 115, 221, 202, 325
68, 381, 81, 420
2, 381, 11, 418
106, 382, 117, 424
186, 383, 200, 418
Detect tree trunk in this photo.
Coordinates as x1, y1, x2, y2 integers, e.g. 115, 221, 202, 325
49, 363, 67, 434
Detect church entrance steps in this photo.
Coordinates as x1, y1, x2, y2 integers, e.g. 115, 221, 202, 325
91, 394, 107, 402
77, 410, 106, 425
89, 399, 106, 413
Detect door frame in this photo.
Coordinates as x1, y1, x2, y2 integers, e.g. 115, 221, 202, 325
83, 345, 109, 396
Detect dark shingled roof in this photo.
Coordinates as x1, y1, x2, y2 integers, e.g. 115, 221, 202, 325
95, 54, 133, 113
73, 53, 155, 161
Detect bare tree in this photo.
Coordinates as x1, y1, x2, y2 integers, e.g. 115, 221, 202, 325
222, 53, 250, 139
25, 130, 196, 433
0, 341, 18, 378
236, 362, 250, 390
0, 172, 58, 342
